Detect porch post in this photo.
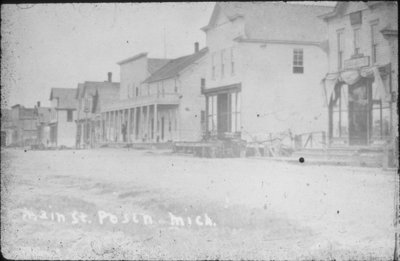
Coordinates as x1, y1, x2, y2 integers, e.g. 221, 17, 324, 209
146, 105, 150, 142
127, 108, 131, 143
139, 106, 143, 141
205, 95, 209, 137
132, 107, 136, 142
154, 104, 158, 142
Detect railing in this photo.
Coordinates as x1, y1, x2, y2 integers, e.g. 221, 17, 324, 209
103, 92, 180, 111
294, 131, 327, 150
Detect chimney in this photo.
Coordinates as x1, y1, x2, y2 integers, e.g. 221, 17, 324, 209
107, 72, 112, 82
37, 101, 40, 108
194, 42, 199, 53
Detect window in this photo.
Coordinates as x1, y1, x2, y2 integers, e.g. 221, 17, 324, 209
207, 96, 217, 132
337, 31, 344, 70
221, 50, 225, 78
201, 78, 205, 92
353, 28, 361, 54
230, 47, 235, 75
211, 53, 216, 80
174, 78, 178, 93
136, 86, 139, 97
67, 110, 73, 122
371, 22, 379, 63
350, 11, 362, 26
230, 92, 241, 132
293, 48, 304, 74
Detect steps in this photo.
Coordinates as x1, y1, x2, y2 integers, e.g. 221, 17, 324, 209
291, 146, 385, 168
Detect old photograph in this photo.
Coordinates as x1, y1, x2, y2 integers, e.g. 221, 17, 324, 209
1, 1, 399, 260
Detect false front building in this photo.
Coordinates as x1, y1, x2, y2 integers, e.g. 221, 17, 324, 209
319, 2, 398, 149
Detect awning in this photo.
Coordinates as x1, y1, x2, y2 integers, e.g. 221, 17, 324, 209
321, 65, 390, 105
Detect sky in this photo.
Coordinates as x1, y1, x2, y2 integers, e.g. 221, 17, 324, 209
1, 2, 336, 109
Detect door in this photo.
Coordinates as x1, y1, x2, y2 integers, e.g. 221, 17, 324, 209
348, 79, 371, 145
217, 93, 230, 135
161, 117, 165, 141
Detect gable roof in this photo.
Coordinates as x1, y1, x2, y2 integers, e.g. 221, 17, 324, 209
117, 52, 147, 65
144, 47, 208, 83
319, 2, 386, 20
49, 88, 77, 110
148, 58, 171, 74
203, 2, 333, 43
79, 81, 120, 98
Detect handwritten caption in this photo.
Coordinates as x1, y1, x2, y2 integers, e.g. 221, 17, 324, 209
21, 207, 217, 227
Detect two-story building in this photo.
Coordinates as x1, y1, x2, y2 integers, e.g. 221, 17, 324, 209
49, 88, 77, 148
319, 2, 398, 152
201, 2, 333, 148
101, 53, 170, 143
102, 45, 207, 144
141, 45, 208, 142
8, 104, 37, 147
75, 73, 120, 148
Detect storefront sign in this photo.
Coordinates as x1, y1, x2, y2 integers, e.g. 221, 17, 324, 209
344, 56, 370, 69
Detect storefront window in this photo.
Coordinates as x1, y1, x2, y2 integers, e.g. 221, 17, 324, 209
207, 96, 217, 132
331, 84, 349, 138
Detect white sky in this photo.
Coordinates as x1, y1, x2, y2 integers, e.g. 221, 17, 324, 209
1, 2, 336, 108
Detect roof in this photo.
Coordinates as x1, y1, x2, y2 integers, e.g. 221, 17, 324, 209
319, 2, 387, 20
204, 2, 333, 43
117, 52, 147, 65
148, 58, 171, 74
49, 88, 77, 110
79, 81, 120, 98
144, 47, 208, 83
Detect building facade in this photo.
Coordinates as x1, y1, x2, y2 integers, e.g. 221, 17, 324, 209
76, 73, 120, 148
49, 88, 77, 148
201, 2, 332, 147
7, 104, 37, 146
101, 46, 207, 144
319, 2, 398, 149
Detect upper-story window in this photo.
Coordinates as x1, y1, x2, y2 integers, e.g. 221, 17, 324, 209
67, 109, 73, 122
337, 30, 345, 70
371, 21, 379, 64
230, 47, 235, 75
211, 53, 216, 80
220, 50, 225, 78
174, 78, 178, 93
353, 28, 361, 55
136, 86, 139, 97
350, 11, 362, 26
293, 48, 304, 74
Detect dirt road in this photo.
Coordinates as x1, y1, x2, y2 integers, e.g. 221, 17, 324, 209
1, 148, 397, 259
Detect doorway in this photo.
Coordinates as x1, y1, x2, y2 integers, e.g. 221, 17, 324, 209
348, 78, 371, 145
217, 93, 230, 135
161, 117, 165, 141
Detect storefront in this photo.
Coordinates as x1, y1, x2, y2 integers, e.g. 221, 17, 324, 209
322, 63, 393, 147
203, 83, 242, 138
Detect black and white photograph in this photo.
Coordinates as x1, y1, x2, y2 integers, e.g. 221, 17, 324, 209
1, 1, 399, 260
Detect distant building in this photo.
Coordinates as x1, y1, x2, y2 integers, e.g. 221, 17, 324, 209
6, 104, 37, 146
201, 2, 333, 146
1, 109, 13, 146
76, 73, 120, 148
33, 102, 51, 147
319, 2, 398, 148
49, 88, 77, 147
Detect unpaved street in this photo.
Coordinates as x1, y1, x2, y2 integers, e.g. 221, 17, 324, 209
1, 148, 397, 260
